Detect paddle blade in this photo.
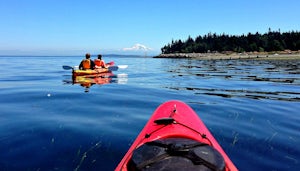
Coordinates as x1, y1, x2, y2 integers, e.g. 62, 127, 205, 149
108, 65, 127, 71
62, 65, 73, 70
108, 66, 119, 71
118, 65, 128, 69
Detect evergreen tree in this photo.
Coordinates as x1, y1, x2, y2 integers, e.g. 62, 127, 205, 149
161, 29, 300, 54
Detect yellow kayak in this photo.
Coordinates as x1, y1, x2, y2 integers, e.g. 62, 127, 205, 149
72, 68, 111, 77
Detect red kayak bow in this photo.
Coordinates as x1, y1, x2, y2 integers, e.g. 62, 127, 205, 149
115, 100, 237, 171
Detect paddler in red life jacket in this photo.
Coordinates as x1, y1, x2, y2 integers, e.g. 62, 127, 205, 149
94, 54, 108, 69
79, 53, 95, 70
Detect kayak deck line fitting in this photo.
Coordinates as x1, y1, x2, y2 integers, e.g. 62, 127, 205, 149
146, 104, 212, 146
115, 100, 238, 171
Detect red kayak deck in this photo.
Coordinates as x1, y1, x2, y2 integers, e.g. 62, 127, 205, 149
115, 100, 237, 171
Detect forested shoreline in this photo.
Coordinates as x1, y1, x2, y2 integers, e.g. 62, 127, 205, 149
161, 29, 300, 54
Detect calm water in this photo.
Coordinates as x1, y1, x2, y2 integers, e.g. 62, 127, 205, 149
0, 56, 299, 170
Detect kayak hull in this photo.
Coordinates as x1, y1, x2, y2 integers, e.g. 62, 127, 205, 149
72, 68, 111, 77
115, 100, 237, 171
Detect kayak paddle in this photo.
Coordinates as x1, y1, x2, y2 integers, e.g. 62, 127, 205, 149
62, 65, 128, 71
62, 65, 74, 70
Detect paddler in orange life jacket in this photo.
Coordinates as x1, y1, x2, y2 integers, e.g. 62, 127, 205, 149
94, 54, 108, 68
79, 53, 95, 70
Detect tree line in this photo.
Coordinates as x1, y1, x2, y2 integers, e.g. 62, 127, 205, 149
161, 29, 300, 54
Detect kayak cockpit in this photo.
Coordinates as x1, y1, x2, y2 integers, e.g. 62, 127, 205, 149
127, 138, 226, 171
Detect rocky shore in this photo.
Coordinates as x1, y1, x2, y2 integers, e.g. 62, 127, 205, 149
154, 52, 300, 60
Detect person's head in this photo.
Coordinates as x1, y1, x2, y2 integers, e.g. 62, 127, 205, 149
85, 53, 91, 59
97, 54, 102, 59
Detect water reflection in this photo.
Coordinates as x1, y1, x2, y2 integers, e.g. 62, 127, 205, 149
162, 59, 300, 102
63, 72, 128, 92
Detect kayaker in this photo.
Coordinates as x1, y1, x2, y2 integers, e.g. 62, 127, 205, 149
79, 53, 95, 70
94, 54, 108, 68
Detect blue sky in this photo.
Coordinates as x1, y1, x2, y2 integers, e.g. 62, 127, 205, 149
1, 0, 299, 56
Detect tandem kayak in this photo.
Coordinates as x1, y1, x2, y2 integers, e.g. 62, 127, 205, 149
72, 68, 112, 77
73, 61, 115, 77
115, 100, 238, 171
62, 62, 128, 77
72, 65, 128, 77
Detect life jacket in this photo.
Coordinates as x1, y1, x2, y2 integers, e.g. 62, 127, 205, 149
94, 59, 105, 67
82, 59, 91, 69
